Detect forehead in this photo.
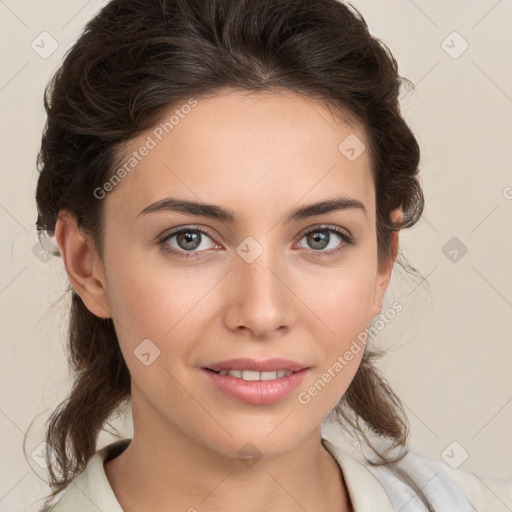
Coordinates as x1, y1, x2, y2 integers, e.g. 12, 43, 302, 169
104, 89, 375, 225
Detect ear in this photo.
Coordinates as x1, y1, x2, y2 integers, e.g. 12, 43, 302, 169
370, 207, 402, 318
54, 210, 112, 319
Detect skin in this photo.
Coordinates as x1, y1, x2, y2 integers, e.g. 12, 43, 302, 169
55, 88, 401, 512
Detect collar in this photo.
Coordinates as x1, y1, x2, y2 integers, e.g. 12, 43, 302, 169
321, 437, 395, 511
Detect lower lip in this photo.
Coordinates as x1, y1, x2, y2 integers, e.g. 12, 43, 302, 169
202, 368, 309, 405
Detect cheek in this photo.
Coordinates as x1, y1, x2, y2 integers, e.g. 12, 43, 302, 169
300, 264, 376, 330
104, 247, 217, 357
104, 238, 171, 322
300, 265, 375, 381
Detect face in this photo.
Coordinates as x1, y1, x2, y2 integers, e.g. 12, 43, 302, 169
62, 88, 397, 460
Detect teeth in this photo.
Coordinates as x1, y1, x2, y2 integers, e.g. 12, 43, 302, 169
216, 369, 295, 380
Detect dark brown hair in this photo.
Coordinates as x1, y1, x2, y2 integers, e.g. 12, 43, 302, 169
31, 0, 427, 508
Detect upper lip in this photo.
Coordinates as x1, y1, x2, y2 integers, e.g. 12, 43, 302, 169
204, 358, 310, 373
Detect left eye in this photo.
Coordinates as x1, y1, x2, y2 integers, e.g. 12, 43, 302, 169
157, 224, 354, 259
296, 226, 353, 253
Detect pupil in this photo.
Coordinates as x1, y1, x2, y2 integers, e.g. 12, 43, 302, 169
179, 231, 200, 250
309, 231, 328, 249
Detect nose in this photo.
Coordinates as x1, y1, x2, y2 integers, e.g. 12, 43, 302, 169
223, 248, 293, 339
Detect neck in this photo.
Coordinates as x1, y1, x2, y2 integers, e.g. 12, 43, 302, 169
104, 403, 352, 512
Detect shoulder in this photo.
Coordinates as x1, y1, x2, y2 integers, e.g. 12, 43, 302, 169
368, 447, 512, 512
45, 438, 131, 512
322, 436, 512, 512
442, 462, 512, 511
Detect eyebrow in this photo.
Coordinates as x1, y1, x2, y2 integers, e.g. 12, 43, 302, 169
137, 195, 367, 223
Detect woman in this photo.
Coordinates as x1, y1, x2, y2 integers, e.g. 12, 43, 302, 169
32, 0, 511, 511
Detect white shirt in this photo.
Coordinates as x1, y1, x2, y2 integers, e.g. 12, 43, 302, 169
45, 437, 512, 511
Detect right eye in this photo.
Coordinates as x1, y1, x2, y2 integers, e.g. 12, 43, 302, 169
156, 226, 221, 259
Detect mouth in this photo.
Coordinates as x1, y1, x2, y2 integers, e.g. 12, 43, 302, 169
203, 357, 311, 374
202, 366, 310, 405
204, 367, 306, 381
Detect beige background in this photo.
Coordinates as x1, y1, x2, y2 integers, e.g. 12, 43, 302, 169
1, 0, 511, 510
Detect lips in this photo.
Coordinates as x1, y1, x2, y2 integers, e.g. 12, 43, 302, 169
202, 366, 310, 404
204, 357, 310, 373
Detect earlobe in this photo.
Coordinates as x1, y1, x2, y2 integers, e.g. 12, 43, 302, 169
371, 241, 396, 318
371, 208, 402, 318
54, 210, 112, 319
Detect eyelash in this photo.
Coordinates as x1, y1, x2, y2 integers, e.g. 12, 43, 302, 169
156, 224, 355, 260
